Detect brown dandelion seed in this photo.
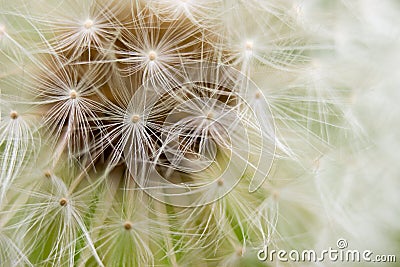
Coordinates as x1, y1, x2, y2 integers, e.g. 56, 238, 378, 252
44, 171, 52, 178
69, 89, 78, 99
123, 221, 133, 230
59, 198, 68, 206
10, 111, 18, 120
148, 51, 157, 61
131, 114, 140, 123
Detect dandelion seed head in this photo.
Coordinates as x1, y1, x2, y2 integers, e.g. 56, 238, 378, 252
0, 1, 374, 265
123, 221, 133, 230
59, 198, 68, 206
9, 110, 18, 120
148, 51, 157, 61
69, 89, 78, 99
